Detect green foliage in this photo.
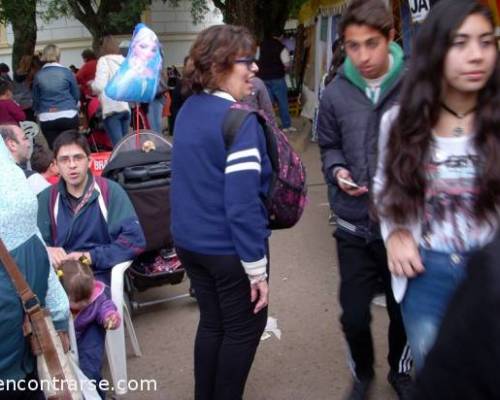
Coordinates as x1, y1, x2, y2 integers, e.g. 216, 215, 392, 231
0, 0, 37, 24
163, 0, 210, 24
289, 0, 309, 18
42, 0, 147, 35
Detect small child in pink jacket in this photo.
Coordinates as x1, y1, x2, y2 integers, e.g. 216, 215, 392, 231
60, 259, 120, 398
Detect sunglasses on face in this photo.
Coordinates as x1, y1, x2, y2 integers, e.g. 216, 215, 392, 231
234, 57, 257, 68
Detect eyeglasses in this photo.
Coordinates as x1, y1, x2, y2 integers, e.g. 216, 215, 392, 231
234, 57, 257, 69
56, 154, 87, 165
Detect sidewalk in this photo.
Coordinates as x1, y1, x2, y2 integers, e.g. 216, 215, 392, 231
287, 116, 312, 154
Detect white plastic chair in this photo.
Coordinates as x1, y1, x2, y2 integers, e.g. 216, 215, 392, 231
20, 121, 40, 170
20, 120, 40, 140
105, 260, 142, 395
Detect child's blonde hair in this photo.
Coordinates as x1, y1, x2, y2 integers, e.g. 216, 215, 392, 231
60, 259, 94, 303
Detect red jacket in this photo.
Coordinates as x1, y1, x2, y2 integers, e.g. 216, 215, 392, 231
0, 99, 25, 125
76, 59, 97, 99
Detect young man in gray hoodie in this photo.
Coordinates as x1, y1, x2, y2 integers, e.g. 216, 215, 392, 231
318, 1, 412, 399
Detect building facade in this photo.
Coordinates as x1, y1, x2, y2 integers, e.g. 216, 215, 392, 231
0, 0, 223, 70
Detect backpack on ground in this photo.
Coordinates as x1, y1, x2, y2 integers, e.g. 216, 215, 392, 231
222, 103, 307, 230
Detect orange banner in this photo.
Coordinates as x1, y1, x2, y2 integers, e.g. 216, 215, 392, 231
481, 0, 500, 25
491, 0, 500, 25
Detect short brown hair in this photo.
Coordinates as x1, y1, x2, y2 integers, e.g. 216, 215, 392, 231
0, 78, 13, 96
339, 0, 394, 38
183, 24, 256, 94
31, 144, 54, 174
81, 48, 96, 61
60, 260, 94, 303
53, 130, 91, 158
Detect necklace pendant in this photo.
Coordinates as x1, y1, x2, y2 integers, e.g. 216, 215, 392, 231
453, 126, 464, 137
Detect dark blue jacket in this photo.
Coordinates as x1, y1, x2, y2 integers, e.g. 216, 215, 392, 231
32, 64, 79, 114
37, 175, 146, 283
317, 56, 404, 240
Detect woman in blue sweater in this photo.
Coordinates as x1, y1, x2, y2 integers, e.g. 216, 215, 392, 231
171, 25, 271, 400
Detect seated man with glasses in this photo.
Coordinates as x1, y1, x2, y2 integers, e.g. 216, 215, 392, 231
37, 129, 146, 284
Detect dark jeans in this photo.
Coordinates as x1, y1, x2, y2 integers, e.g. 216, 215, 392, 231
335, 229, 411, 379
40, 115, 80, 149
176, 247, 268, 400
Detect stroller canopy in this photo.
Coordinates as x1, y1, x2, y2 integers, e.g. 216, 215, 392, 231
103, 130, 172, 175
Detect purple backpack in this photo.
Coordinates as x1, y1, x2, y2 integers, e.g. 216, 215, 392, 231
223, 103, 307, 230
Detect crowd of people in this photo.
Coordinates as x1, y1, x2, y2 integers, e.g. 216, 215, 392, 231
0, 0, 499, 399
0, 39, 176, 153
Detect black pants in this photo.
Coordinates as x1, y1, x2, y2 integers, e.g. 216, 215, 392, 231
335, 229, 410, 380
177, 247, 268, 400
40, 115, 80, 149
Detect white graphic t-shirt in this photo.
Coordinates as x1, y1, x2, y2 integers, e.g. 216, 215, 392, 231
421, 134, 494, 252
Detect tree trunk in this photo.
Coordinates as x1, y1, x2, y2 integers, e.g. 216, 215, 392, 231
87, 24, 107, 54
10, 1, 37, 70
259, 0, 293, 39
67, 0, 141, 54
219, 0, 293, 42
223, 0, 259, 37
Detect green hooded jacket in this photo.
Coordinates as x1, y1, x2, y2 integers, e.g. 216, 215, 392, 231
343, 42, 404, 104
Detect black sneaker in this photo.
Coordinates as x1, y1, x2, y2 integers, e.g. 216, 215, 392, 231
345, 376, 373, 400
388, 371, 413, 400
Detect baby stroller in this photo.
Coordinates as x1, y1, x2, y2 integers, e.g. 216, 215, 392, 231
102, 131, 186, 310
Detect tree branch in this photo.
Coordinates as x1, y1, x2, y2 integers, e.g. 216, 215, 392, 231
67, 0, 97, 25
212, 0, 225, 12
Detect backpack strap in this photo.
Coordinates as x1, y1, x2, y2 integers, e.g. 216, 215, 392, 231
94, 177, 109, 223
222, 107, 253, 150
49, 185, 60, 244
222, 103, 280, 171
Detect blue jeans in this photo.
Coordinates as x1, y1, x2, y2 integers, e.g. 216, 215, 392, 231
401, 248, 469, 372
103, 111, 131, 146
148, 96, 165, 133
264, 78, 291, 129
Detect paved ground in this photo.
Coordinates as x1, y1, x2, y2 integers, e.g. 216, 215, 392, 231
111, 118, 400, 400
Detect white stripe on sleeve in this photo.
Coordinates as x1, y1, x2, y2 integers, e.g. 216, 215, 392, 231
241, 256, 268, 276
225, 162, 261, 174
227, 148, 261, 163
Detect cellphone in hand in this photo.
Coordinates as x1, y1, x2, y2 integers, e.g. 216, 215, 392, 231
338, 177, 360, 188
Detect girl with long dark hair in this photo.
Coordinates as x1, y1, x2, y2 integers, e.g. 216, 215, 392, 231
374, 0, 499, 371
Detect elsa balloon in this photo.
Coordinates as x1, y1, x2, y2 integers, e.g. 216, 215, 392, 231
105, 23, 163, 103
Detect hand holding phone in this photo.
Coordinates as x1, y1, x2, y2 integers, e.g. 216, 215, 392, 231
335, 168, 369, 197
337, 177, 359, 188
